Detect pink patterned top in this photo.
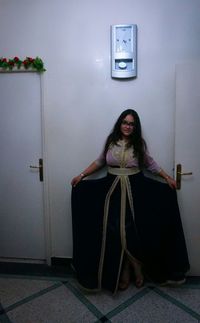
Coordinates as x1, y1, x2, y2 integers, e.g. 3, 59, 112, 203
95, 140, 161, 174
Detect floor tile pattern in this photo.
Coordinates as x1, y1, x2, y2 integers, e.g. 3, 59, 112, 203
0, 268, 200, 323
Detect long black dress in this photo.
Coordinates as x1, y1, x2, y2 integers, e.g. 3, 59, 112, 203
71, 143, 190, 293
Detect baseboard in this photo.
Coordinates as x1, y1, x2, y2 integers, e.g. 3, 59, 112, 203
51, 257, 72, 267
0, 257, 46, 264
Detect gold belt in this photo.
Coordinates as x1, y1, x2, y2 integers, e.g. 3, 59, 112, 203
108, 166, 140, 176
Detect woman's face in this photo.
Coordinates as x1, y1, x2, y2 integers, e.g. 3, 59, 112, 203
120, 114, 135, 139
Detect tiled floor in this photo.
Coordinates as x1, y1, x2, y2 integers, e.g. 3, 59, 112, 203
0, 263, 200, 323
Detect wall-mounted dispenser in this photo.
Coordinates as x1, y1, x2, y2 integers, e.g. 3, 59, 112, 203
111, 24, 137, 79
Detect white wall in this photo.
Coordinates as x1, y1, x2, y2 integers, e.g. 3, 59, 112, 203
0, 0, 200, 258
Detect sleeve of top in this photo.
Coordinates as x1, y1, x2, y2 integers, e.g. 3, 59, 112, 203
144, 151, 161, 174
94, 149, 106, 167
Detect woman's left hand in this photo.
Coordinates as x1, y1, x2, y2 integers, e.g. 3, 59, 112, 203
166, 177, 177, 189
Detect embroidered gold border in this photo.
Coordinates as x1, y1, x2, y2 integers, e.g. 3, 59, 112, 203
98, 167, 140, 292
97, 176, 119, 289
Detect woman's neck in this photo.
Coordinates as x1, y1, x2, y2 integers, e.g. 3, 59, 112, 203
121, 136, 130, 142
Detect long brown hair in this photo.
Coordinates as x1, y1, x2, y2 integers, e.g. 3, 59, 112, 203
104, 109, 147, 168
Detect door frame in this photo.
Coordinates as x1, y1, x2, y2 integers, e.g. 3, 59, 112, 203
40, 73, 52, 265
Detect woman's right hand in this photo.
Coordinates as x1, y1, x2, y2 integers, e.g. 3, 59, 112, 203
71, 175, 83, 187
71, 161, 101, 187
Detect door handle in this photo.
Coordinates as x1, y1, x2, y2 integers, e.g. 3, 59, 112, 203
30, 158, 43, 182
176, 164, 193, 189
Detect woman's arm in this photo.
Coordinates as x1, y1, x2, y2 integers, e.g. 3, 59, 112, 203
71, 161, 104, 187
158, 168, 177, 189
144, 153, 177, 189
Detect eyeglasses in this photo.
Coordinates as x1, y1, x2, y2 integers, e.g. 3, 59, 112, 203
121, 120, 135, 127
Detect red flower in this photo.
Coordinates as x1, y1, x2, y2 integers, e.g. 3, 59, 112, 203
8, 61, 14, 65
14, 56, 19, 62
27, 57, 34, 62
2, 58, 7, 62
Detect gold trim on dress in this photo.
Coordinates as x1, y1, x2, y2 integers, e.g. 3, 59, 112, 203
98, 166, 141, 292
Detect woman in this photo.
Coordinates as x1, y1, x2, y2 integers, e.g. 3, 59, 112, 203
71, 109, 189, 294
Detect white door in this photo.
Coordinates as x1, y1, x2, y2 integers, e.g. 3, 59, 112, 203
175, 62, 200, 275
0, 73, 46, 261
